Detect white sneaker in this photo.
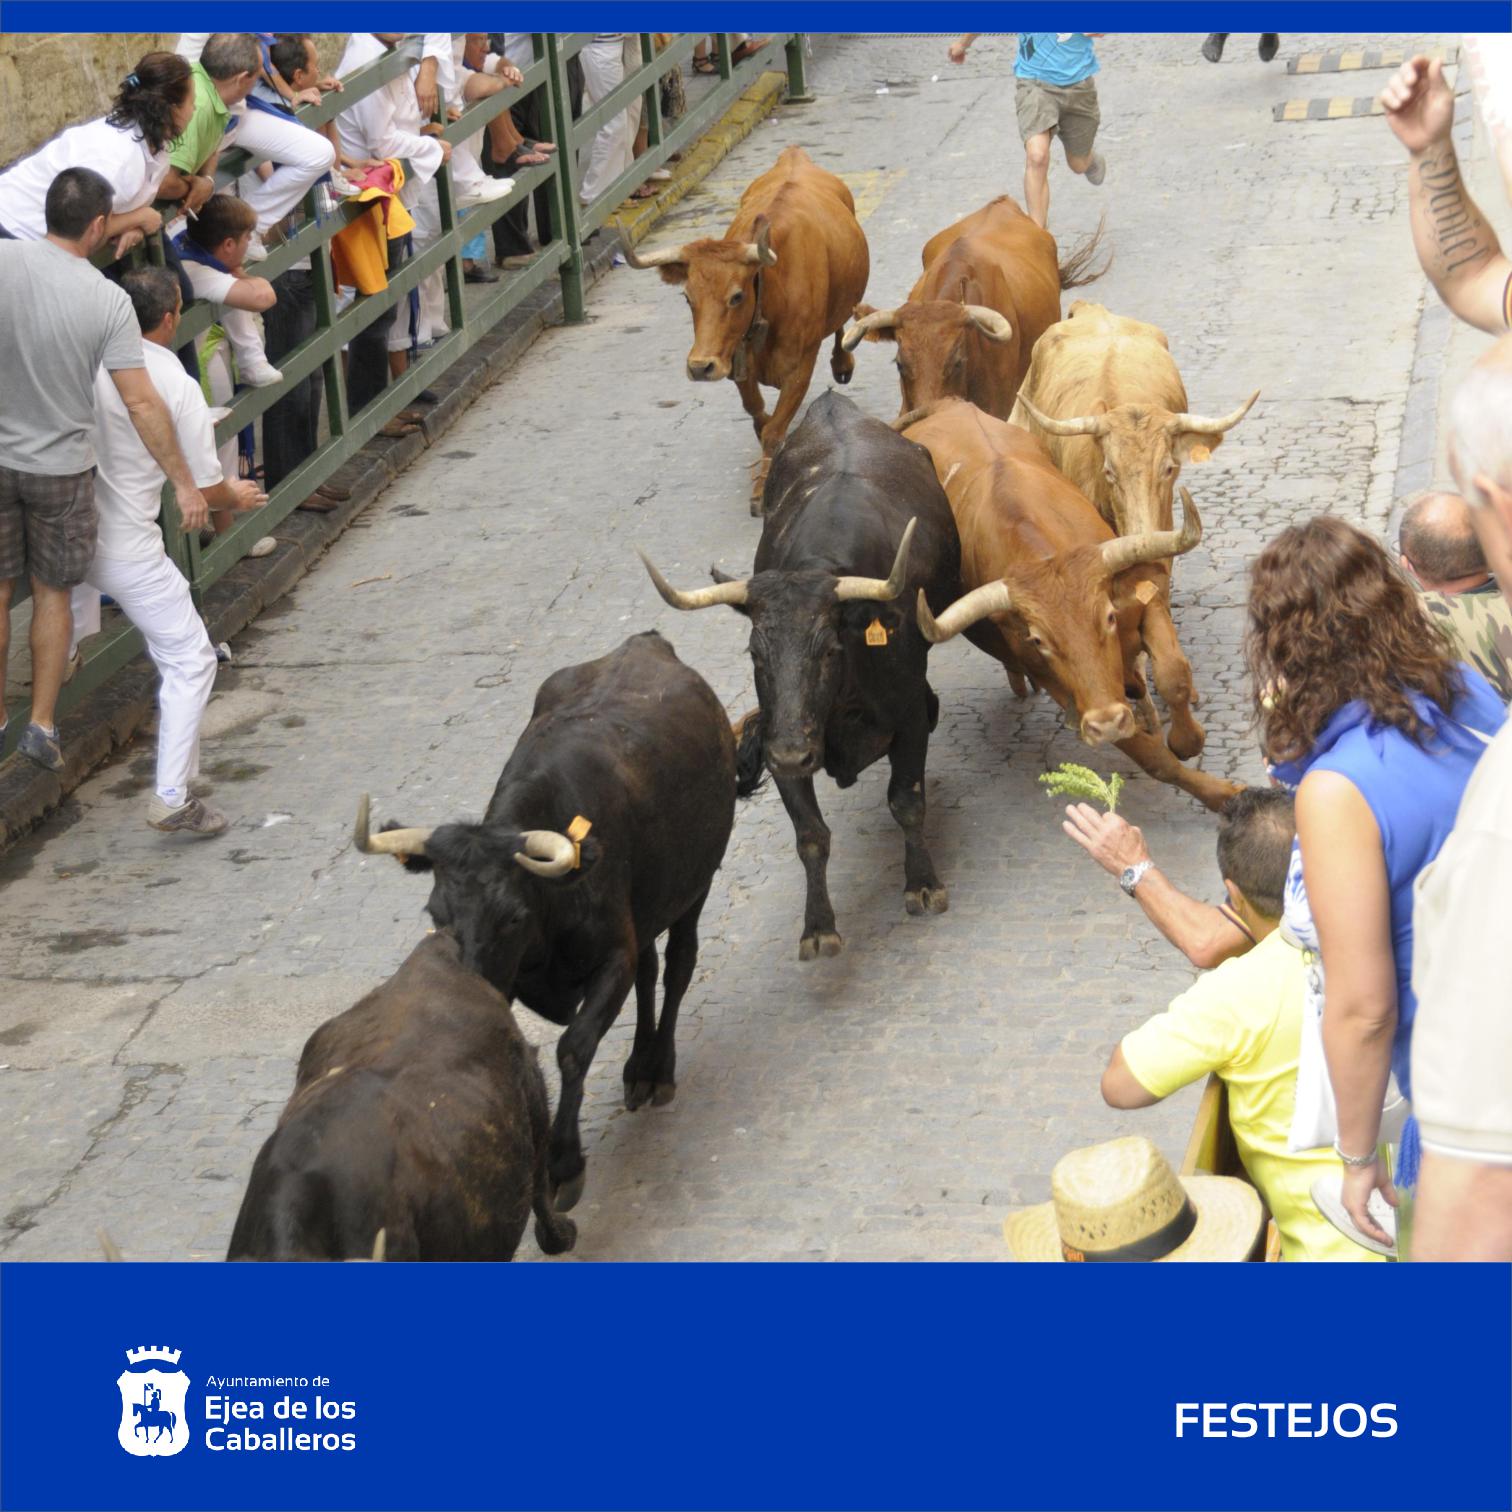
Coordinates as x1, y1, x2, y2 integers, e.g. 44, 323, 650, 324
238, 354, 284, 388
243, 232, 270, 263
328, 169, 360, 198
248, 536, 278, 558
456, 177, 513, 207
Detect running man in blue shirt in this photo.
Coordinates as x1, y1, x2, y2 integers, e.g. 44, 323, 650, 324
949, 33, 1106, 228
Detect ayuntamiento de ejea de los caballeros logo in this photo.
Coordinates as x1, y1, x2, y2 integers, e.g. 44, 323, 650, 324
117, 1347, 358, 1456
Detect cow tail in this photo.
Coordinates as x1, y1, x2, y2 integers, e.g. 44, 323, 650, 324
1059, 215, 1112, 289
733, 709, 767, 798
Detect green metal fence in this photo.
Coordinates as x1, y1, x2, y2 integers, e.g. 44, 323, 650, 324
1, 32, 804, 760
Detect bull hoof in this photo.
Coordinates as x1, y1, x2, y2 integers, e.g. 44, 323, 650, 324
553, 1171, 586, 1213
1134, 695, 1161, 735
1195, 776, 1244, 813
1168, 722, 1206, 761
652, 1081, 676, 1106
798, 930, 842, 961
624, 1078, 654, 1111
535, 1213, 578, 1255
905, 885, 949, 916
831, 352, 856, 386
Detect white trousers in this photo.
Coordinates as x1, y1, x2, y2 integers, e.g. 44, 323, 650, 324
393, 178, 448, 353
70, 555, 217, 807
226, 108, 336, 232
579, 38, 644, 206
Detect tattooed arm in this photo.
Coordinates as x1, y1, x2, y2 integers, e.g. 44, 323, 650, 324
1382, 56, 1511, 333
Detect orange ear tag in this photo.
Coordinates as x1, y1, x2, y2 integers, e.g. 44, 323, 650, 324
865, 619, 889, 647
566, 814, 592, 868
1134, 580, 1159, 605
1187, 444, 1212, 464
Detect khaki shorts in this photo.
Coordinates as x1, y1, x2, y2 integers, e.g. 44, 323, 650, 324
1015, 76, 1101, 158
0, 464, 98, 589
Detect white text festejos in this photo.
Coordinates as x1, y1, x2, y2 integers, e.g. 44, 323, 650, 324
1175, 1403, 1398, 1438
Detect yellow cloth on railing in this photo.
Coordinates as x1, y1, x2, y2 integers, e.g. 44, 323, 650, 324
330, 159, 417, 295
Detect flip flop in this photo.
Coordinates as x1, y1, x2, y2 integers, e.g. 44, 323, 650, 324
730, 38, 770, 63
630, 184, 660, 200
503, 146, 550, 169
521, 139, 557, 155
379, 419, 421, 438
692, 57, 718, 74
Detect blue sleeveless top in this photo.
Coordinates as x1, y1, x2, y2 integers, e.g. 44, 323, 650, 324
1275, 666, 1505, 1099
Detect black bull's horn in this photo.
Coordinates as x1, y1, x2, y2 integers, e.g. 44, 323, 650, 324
351, 796, 577, 878
638, 519, 918, 611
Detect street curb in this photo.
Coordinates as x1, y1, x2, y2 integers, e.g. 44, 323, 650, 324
1390, 289, 1452, 519
0, 72, 790, 855
605, 71, 789, 247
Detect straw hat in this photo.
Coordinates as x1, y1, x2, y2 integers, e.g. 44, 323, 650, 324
1004, 1136, 1264, 1262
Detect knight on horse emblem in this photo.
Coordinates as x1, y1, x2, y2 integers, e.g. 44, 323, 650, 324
116, 1346, 191, 1457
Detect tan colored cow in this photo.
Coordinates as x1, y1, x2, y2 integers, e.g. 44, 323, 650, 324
1010, 300, 1257, 756
903, 400, 1240, 811
625, 146, 869, 511
840, 196, 1106, 422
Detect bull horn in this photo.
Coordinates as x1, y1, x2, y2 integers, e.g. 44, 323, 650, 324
841, 307, 901, 351
1165, 389, 1259, 436
514, 830, 577, 879
915, 581, 1013, 644
371, 1229, 386, 1262
353, 794, 431, 858
742, 216, 778, 267
1017, 394, 1107, 438
834, 518, 917, 602
621, 237, 690, 270
1099, 487, 1204, 576
962, 305, 1014, 343
638, 548, 749, 610
98, 1229, 124, 1262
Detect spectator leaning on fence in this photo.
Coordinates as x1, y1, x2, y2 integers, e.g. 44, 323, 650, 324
0, 168, 208, 772
334, 33, 449, 407
0, 52, 193, 255
578, 34, 644, 210
69, 267, 265, 837
1410, 343, 1512, 1261
1397, 488, 1512, 701
1099, 790, 1381, 1262
174, 33, 336, 248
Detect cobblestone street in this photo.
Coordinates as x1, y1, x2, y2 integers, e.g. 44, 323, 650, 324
0, 32, 1465, 1260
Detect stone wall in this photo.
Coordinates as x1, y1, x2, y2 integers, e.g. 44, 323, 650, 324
0, 33, 350, 167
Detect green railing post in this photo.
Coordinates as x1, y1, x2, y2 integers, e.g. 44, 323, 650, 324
715, 33, 734, 80
641, 34, 663, 151
785, 35, 814, 102
545, 35, 585, 323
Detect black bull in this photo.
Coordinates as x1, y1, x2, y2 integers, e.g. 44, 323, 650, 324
640, 392, 962, 960
226, 931, 576, 1260
342, 631, 755, 1215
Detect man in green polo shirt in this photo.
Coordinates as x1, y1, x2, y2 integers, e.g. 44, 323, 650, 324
162, 33, 262, 217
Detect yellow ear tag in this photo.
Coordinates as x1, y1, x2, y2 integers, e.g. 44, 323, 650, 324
566, 814, 592, 869
1187, 444, 1212, 464
1134, 580, 1159, 605
865, 619, 889, 647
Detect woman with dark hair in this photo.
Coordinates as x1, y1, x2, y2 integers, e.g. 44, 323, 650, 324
0, 52, 194, 251
1247, 516, 1504, 1253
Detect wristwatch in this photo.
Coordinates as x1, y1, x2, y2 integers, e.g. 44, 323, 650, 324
1119, 860, 1153, 897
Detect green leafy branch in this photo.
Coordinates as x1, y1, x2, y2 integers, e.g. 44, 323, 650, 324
1038, 763, 1125, 813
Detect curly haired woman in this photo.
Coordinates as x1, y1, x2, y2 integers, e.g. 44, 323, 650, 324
1248, 516, 1505, 1255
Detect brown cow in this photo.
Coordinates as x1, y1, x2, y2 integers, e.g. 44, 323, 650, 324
841, 196, 1106, 421
625, 146, 869, 511
902, 400, 1240, 811
1010, 300, 1257, 757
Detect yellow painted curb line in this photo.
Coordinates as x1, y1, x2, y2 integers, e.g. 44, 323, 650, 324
605, 71, 789, 247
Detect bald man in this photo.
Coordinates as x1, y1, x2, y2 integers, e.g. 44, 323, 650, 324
1410, 338, 1512, 1260
1399, 488, 1512, 700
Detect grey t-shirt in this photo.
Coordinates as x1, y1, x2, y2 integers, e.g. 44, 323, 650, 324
0, 239, 144, 475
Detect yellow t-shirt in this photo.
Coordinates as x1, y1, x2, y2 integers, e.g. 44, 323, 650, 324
1120, 931, 1384, 1263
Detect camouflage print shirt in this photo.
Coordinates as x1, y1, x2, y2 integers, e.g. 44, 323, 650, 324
1421, 582, 1512, 703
